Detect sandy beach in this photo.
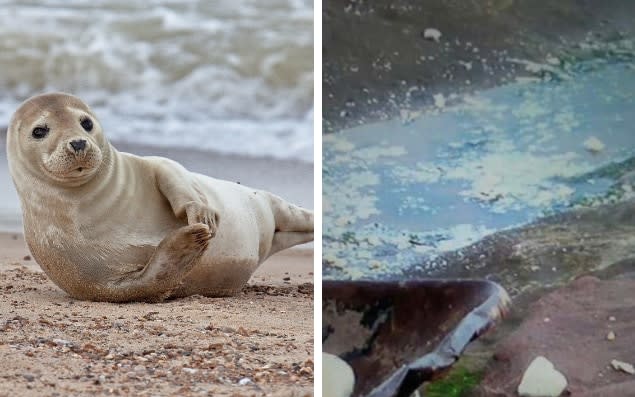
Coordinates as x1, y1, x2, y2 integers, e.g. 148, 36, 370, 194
0, 135, 315, 396
0, 232, 313, 397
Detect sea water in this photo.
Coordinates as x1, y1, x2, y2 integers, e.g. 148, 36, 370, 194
0, 0, 313, 162
323, 56, 635, 279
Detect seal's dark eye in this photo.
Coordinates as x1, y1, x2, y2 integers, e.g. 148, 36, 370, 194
32, 126, 49, 139
80, 118, 93, 132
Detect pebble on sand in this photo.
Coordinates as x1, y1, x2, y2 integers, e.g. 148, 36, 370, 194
611, 359, 635, 375
517, 356, 568, 397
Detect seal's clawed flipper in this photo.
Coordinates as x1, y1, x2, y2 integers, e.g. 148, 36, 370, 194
105, 223, 212, 302
183, 201, 220, 237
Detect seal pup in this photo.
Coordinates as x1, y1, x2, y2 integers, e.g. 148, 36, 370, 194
7, 92, 314, 302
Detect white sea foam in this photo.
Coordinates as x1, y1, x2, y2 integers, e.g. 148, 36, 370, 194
0, 0, 313, 162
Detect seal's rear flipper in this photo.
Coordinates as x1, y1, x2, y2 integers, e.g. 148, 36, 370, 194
268, 193, 314, 233
103, 223, 212, 302
268, 231, 314, 258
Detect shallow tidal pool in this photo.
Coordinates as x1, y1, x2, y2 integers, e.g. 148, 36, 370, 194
323, 56, 635, 279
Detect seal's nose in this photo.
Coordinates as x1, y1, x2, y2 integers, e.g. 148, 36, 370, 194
69, 139, 87, 152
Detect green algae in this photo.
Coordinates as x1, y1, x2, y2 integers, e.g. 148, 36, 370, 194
423, 367, 483, 397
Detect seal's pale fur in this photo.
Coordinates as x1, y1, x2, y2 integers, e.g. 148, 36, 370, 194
7, 93, 314, 302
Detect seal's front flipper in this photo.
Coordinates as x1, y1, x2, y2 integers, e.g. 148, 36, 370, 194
103, 223, 212, 302
153, 157, 220, 234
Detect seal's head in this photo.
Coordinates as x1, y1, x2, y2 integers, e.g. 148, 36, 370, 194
7, 92, 107, 187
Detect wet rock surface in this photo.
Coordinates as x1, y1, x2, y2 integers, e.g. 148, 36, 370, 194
409, 198, 635, 304
324, 0, 635, 133
474, 276, 635, 396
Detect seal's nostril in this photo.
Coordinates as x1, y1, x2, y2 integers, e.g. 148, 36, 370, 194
70, 139, 87, 152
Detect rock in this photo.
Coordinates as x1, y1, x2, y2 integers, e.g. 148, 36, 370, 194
611, 360, 635, 375
237, 326, 250, 336
323, 353, 355, 397
583, 136, 605, 153
517, 356, 567, 397
52, 338, 73, 347
423, 28, 442, 42
607, 331, 616, 341
238, 377, 251, 385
